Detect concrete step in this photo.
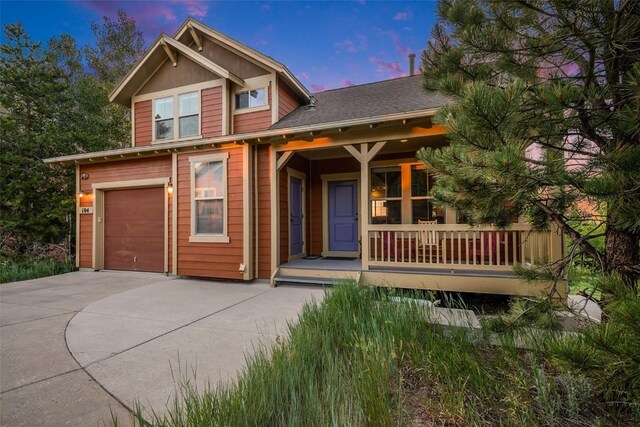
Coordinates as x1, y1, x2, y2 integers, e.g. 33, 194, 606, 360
273, 275, 336, 286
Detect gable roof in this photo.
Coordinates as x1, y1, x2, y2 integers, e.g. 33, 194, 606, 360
174, 19, 310, 100
271, 75, 450, 129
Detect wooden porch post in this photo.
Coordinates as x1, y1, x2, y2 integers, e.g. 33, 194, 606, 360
270, 145, 279, 284
360, 144, 369, 270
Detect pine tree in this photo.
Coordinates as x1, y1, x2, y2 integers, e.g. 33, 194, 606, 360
419, 0, 640, 289
0, 23, 76, 256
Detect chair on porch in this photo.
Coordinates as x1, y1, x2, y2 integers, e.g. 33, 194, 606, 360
468, 231, 502, 265
417, 220, 441, 263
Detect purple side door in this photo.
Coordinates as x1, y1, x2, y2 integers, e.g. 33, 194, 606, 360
328, 180, 358, 252
290, 176, 304, 256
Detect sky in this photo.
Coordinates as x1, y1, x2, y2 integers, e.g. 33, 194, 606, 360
1, 0, 439, 91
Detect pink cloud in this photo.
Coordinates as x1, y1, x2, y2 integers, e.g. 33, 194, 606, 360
342, 80, 355, 87
173, 0, 209, 18
299, 72, 310, 79
393, 11, 411, 21
369, 56, 408, 79
310, 83, 326, 92
379, 30, 411, 56
335, 34, 368, 53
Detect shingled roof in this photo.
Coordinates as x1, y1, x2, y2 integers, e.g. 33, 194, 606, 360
271, 75, 450, 129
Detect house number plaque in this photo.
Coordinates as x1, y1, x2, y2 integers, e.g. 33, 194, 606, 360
80, 207, 94, 214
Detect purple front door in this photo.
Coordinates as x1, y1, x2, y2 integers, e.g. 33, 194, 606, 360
290, 175, 304, 257
329, 180, 358, 252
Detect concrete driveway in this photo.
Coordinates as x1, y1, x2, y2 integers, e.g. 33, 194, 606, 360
0, 271, 324, 426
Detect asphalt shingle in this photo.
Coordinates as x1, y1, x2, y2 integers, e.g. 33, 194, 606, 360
271, 75, 450, 129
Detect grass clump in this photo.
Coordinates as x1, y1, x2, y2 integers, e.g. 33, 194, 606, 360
0, 257, 75, 283
131, 283, 631, 426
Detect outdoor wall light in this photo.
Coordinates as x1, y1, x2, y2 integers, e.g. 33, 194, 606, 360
80, 173, 89, 180
167, 179, 173, 195
78, 192, 85, 198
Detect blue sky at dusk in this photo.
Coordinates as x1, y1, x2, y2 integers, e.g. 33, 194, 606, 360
1, 0, 439, 91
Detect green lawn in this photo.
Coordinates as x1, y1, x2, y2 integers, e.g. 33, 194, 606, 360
128, 283, 637, 426
0, 258, 75, 284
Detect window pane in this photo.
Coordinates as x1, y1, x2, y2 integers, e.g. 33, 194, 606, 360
194, 161, 224, 198
179, 92, 198, 116
370, 167, 401, 198
248, 88, 265, 107
155, 119, 173, 140
235, 92, 249, 109
154, 97, 173, 120
371, 200, 401, 224
412, 200, 445, 223
179, 115, 198, 137
411, 166, 436, 197
196, 199, 223, 234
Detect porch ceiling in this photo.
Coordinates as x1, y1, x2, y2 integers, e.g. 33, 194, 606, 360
294, 134, 449, 161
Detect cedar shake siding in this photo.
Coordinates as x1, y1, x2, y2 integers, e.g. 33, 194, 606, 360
134, 100, 152, 147
257, 144, 271, 278
176, 147, 244, 279
201, 86, 223, 138
198, 38, 269, 80
77, 157, 173, 269
137, 57, 219, 95
278, 79, 301, 120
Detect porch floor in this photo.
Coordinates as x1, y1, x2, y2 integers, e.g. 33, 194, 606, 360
281, 257, 361, 271
280, 257, 517, 278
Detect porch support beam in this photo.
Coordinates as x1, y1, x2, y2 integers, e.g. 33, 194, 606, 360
188, 25, 203, 51
270, 145, 279, 285
161, 41, 178, 67
343, 144, 362, 162
366, 141, 386, 162
276, 151, 294, 171
360, 144, 370, 270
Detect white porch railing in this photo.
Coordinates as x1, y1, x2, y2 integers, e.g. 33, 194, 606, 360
367, 224, 563, 270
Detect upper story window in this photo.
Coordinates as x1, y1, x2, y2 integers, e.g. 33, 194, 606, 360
235, 88, 266, 110
153, 91, 200, 141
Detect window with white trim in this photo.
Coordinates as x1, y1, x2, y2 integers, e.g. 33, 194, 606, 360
410, 165, 445, 223
370, 166, 402, 224
234, 87, 266, 110
153, 91, 200, 141
190, 153, 229, 243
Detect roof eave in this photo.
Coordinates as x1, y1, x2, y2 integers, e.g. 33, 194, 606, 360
44, 108, 441, 166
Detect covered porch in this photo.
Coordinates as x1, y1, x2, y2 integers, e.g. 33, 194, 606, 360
267, 119, 565, 296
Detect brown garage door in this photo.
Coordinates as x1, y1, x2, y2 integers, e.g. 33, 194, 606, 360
104, 187, 164, 272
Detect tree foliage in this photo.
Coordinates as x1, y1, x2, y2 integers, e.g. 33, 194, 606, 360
419, 0, 640, 288
0, 11, 144, 259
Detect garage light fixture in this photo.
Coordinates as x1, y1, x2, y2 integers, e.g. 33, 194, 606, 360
167, 179, 173, 195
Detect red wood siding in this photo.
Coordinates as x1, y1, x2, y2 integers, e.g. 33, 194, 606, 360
176, 147, 244, 279
233, 85, 272, 133
278, 80, 300, 119
134, 100, 152, 147
78, 157, 172, 270
257, 145, 271, 278
201, 86, 223, 138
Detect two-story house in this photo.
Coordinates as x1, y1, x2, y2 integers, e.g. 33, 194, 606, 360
45, 18, 564, 296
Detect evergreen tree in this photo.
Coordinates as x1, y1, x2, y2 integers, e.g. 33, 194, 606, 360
419, 0, 640, 289
85, 9, 145, 148
0, 23, 76, 256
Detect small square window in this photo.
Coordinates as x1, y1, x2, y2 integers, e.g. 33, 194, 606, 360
235, 88, 266, 109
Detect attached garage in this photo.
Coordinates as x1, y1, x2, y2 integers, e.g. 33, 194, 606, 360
103, 187, 165, 273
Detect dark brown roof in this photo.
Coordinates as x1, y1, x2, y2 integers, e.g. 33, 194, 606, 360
271, 75, 450, 129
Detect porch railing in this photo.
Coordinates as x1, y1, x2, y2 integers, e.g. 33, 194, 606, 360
367, 224, 563, 270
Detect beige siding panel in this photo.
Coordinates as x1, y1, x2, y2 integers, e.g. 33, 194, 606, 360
198, 38, 269, 79
138, 57, 220, 95
176, 147, 244, 280
134, 100, 152, 147
201, 86, 223, 138
78, 157, 172, 269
